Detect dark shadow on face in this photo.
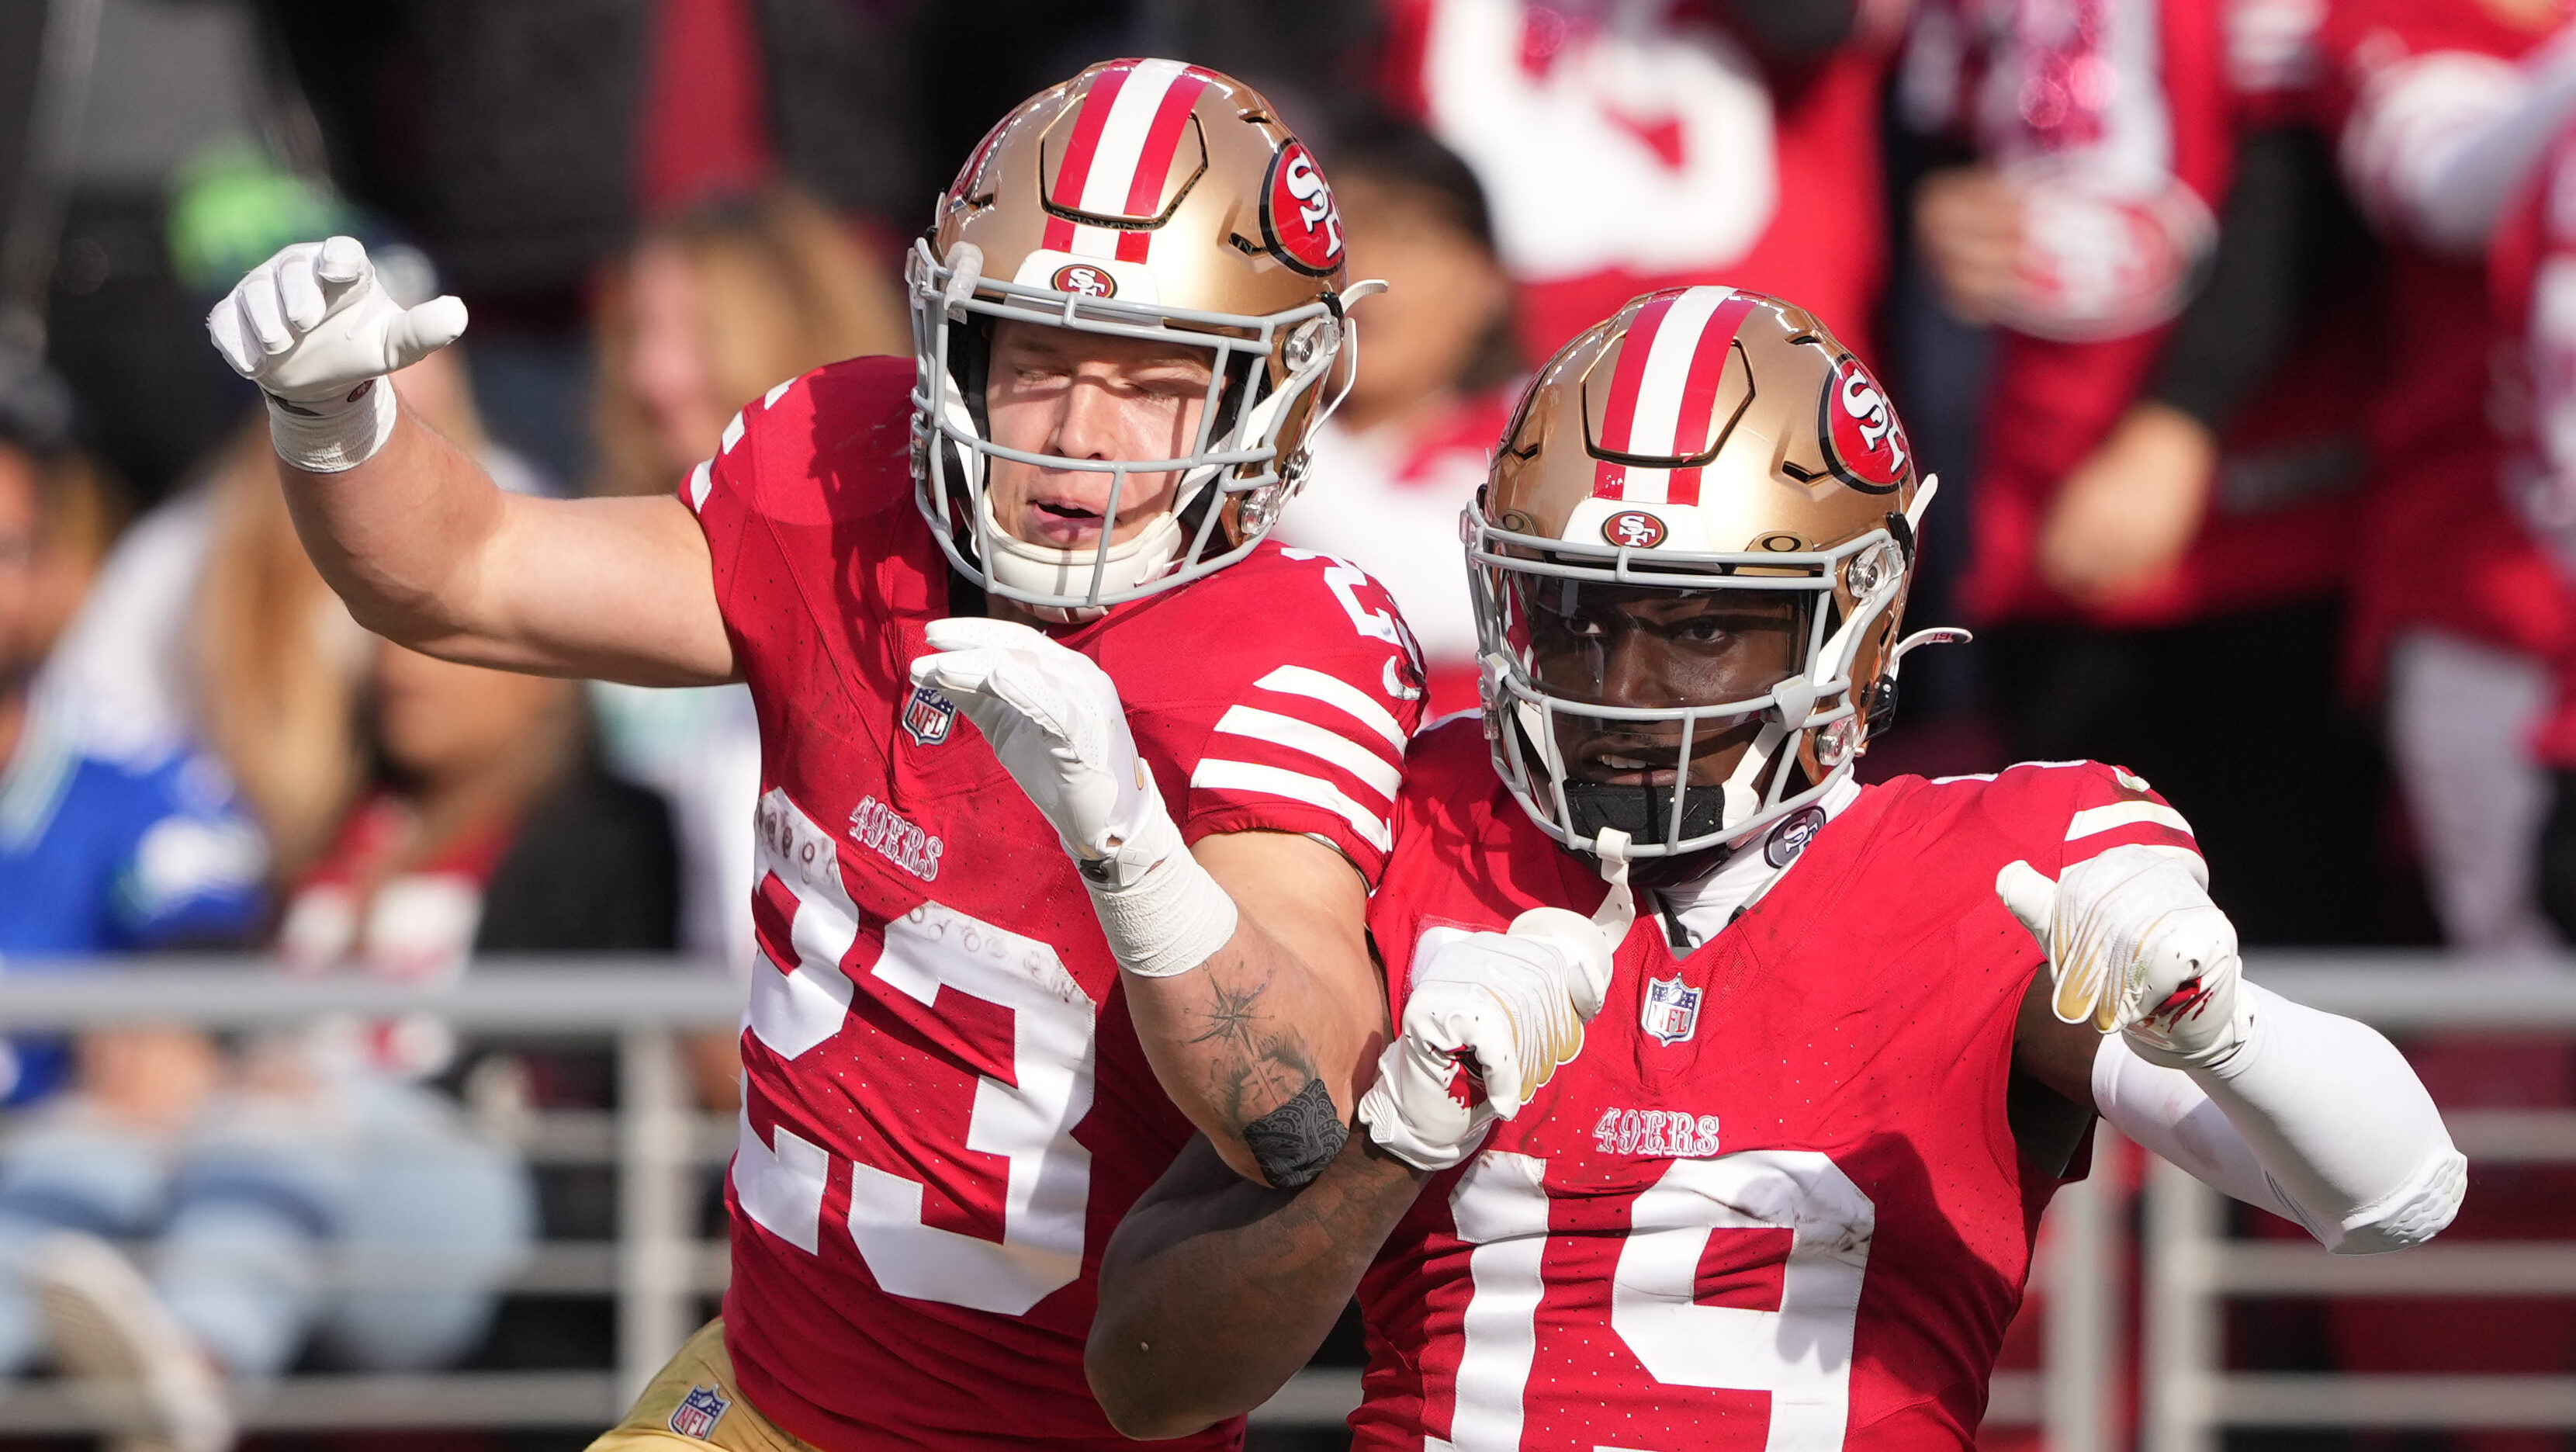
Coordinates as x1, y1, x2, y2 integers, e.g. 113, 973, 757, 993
1516, 580, 1808, 791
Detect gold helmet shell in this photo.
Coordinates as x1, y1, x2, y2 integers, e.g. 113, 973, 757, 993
1470, 286, 1958, 858
909, 58, 1355, 613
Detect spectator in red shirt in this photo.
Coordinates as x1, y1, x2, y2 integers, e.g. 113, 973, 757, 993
1916, 0, 2391, 944
1381, 0, 1902, 362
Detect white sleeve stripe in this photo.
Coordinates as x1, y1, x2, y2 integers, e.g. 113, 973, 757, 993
2069, 841, 2204, 870
1212, 705, 1402, 796
686, 459, 713, 512
1252, 666, 1407, 751
2065, 801, 2194, 841
1189, 758, 1392, 852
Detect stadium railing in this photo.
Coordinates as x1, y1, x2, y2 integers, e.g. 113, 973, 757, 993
0, 955, 2542, 1447
2143, 958, 2576, 1452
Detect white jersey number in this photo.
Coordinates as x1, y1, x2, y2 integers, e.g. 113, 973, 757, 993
734, 788, 1096, 1315
1433, 1149, 1876, 1452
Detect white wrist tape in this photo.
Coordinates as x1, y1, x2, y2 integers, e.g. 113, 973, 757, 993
265, 379, 397, 473
1085, 819, 1240, 979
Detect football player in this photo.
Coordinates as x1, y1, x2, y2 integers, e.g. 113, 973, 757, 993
1074, 290, 2467, 1448
207, 61, 1424, 1451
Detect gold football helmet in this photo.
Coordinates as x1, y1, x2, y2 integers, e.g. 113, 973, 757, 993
1470, 287, 1963, 858
909, 58, 1356, 613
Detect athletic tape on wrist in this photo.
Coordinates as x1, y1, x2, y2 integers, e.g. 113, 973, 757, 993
1089, 843, 1239, 979
266, 379, 396, 473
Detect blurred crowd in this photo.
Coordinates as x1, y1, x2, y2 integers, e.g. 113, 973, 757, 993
5, 0, 2576, 1443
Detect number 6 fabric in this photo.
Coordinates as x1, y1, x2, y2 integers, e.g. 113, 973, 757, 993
683, 357, 1427, 1449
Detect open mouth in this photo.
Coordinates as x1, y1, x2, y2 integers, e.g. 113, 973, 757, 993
1022, 497, 1107, 546
1569, 727, 1750, 788
1574, 739, 1683, 788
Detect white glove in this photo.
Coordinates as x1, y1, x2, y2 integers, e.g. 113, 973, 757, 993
1996, 844, 2252, 1070
910, 618, 1236, 977
1358, 908, 1617, 1171
206, 236, 468, 473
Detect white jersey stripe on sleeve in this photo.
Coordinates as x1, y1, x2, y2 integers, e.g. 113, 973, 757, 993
1190, 758, 1393, 851
2065, 800, 2194, 841
1252, 666, 1407, 752
2062, 840, 2207, 875
1213, 705, 1404, 798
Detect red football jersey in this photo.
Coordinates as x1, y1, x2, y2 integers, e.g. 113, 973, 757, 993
1352, 723, 2198, 1449
1955, 0, 2362, 629
2321, 0, 2576, 694
682, 357, 1428, 1449
1380, 0, 1894, 362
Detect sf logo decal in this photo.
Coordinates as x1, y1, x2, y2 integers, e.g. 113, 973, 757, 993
1820, 355, 1909, 493
1602, 509, 1668, 549
1262, 140, 1346, 276
1051, 264, 1117, 299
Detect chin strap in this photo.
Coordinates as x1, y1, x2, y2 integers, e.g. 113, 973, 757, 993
1718, 719, 1788, 830
1591, 826, 1638, 944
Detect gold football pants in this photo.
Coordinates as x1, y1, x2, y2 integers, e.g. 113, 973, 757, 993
587, 1319, 821, 1452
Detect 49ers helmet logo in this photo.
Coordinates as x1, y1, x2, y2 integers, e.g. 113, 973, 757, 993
1051, 263, 1117, 298
1819, 355, 1910, 494
1261, 140, 1345, 276
1602, 509, 1668, 549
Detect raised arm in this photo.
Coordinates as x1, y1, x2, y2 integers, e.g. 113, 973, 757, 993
2003, 847, 2465, 1253
909, 619, 1396, 1185
912, 619, 1615, 1187
209, 237, 736, 685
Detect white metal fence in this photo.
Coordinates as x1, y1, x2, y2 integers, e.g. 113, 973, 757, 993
2139, 959, 2576, 1452
0, 955, 2562, 1446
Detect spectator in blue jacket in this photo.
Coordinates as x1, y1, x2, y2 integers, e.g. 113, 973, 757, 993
0, 373, 267, 1102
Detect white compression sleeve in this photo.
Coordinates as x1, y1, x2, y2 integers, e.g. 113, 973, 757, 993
2096, 983, 2466, 1253
2092, 1031, 2301, 1221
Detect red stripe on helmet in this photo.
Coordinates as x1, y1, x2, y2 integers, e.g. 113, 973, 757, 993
1591, 293, 1678, 500
1113, 68, 1212, 263
1661, 293, 1757, 507
1045, 61, 1135, 251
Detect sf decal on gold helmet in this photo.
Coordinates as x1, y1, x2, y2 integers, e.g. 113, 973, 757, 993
909, 58, 1366, 615
1467, 287, 1968, 859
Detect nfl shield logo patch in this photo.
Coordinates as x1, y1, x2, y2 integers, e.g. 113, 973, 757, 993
902, 685, 956, 747
1641, 974, 1702, 1045
668, 1383, 730, 1440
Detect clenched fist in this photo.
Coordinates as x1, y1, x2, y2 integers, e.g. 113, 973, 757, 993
1357, 909, 1618, 1171
1997, 844, 2252, 1070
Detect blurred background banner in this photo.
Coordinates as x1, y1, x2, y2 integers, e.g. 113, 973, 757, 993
9, 0, 2576, 1447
